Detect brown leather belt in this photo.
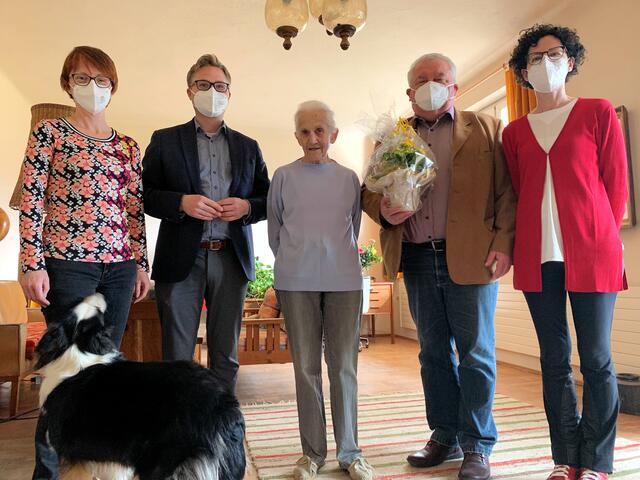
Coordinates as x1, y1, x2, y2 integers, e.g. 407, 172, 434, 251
200, 240, 228, 250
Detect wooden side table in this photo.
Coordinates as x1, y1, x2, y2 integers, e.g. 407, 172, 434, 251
362, 281, 395, 344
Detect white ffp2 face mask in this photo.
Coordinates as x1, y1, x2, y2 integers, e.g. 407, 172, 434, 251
527, 56, 569, 93
193, 89, 228, 118
72, 81, 111, 114
414, 81, 453, 112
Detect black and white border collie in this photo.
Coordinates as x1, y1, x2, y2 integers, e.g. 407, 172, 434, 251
36, 293, 245, 480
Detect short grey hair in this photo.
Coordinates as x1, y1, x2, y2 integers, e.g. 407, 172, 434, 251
407, 53, 457, 84
294, 100, 337, 131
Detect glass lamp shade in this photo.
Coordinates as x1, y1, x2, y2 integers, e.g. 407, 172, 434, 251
321, 0, 367, 49
308, 0, 333, 35
265, 0, 309, 50
308, 0, 324, 19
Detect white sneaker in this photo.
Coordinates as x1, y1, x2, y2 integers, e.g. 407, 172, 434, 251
348, 457, 375, 480
293, 455, 321, 480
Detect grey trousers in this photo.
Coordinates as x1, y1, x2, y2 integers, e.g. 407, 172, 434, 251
155, 248, 248, 393
278, 289, 363, 469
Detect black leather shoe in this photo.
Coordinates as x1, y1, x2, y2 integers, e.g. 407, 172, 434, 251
458, 453, 491, 480
407, 440, 464, 468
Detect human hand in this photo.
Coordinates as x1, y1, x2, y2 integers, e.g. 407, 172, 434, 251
180, 195, 223, 220
19, 270, 50, 306
132, 270, 151, 303
219, 197, 250, 221
484, 251, 512, 281
380, 197, 414, 225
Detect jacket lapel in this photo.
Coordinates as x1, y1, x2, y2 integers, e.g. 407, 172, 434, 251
451, 109, 473, 160
179, 120, 201, 193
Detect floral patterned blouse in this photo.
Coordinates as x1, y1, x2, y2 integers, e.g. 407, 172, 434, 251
19, 118, 149, 273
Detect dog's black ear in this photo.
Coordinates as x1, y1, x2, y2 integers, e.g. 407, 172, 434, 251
35, 322, 73, 370
74, 317, 117, 355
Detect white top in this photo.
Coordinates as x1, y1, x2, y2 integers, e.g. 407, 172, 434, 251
527, 98, 578, 264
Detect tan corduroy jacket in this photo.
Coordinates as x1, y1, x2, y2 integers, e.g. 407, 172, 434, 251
362, 110, 516, 285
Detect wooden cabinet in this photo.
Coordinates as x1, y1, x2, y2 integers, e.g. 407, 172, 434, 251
362, 281, 395, 344
120, 300, 163, 362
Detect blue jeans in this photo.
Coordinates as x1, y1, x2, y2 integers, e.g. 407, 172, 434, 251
524, 262, 618, 473
33, 258, 137, 480
401, 243, 498, 456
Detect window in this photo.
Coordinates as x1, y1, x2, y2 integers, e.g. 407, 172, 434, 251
466, 86, 509, 126
479, 96, 509, 126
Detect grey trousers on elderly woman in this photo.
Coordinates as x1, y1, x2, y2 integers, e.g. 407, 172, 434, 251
278, 290, 363, 469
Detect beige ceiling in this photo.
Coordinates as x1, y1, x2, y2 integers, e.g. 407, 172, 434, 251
1, 0, 562, 138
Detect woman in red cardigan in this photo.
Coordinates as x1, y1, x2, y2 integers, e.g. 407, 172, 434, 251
502, 25, 628, 480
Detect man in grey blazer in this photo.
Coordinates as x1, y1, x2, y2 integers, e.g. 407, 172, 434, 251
142, 54, 269, 393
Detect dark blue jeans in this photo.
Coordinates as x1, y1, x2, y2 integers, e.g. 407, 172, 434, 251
401, 243, 498, 456
33, 258, 136, 480
41, 258, 137, 347
524, 261, 618, 473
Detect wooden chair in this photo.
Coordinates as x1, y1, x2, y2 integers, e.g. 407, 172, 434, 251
233, 296, 292, 365
0, 280, 45, 417
238, 316, 292, 365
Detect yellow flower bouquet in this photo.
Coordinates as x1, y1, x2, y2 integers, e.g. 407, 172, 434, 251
364, 117, 437, 212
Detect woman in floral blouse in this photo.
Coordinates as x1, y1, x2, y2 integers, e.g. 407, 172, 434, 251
19, 46, 150, 348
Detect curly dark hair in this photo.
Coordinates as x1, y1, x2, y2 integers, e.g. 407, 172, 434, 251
509, 24, 586, 89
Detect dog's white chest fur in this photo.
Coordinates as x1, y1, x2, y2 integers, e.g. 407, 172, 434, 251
39, 345, 119, 406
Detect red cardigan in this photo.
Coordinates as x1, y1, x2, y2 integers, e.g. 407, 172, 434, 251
502, 98, 628, 292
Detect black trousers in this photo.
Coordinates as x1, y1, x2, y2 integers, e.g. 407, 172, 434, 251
524, 262, 618, 473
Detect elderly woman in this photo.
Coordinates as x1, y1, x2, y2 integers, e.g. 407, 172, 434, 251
267, 101, 374, 480
503, 25, 627, 480
19, 45, 150, 479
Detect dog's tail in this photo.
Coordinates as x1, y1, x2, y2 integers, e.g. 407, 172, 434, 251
73, 293, 107, 323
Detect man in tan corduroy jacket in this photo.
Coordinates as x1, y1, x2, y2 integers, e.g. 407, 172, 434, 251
362, 53, 515, 480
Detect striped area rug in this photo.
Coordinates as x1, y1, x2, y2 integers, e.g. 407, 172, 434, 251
242, 392, 640, 479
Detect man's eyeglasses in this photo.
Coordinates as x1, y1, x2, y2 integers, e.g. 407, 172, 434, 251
191, 80, 230, 93
70, 73, 112, 88
527, 46, 566, 65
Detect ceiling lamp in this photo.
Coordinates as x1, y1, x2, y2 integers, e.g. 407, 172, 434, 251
308, 0, 333, 35
321, 0, 367, 50
265, 0, 309, 50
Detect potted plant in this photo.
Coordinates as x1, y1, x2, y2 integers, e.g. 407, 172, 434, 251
245, 259, 274, 307
359, 240, 383, 312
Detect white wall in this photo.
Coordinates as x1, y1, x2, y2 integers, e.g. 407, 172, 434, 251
0, 68, 31, 280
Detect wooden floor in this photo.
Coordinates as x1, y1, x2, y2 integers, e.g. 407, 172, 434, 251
1, 337, 639, 479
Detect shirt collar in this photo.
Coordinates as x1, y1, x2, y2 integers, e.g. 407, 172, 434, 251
194, 118, 227, 137
411, 106, 455, 129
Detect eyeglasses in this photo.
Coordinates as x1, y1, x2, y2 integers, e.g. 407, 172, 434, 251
70, 73, 113, 88
191, 80, 230, 93
527, 46, 566, 65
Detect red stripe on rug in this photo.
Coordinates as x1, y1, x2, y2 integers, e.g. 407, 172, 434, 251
248, 415, 428, 434
493, 405, 534, 412
243, 398, 426, 416
252, 433, 554, 463
248, 422, 548, 438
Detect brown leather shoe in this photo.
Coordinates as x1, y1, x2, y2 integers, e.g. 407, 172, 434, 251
458, 453, 491, 480
407, 440, 463, 468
